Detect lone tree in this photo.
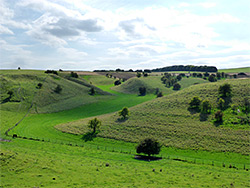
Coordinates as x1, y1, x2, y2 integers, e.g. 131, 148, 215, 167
189, 96, 201, 110
88, 118, 101, 133
119, 107, 129, 119
218, 83, 232, 98
114, 80, 121, 86
136, 138, 161, 157
201, 100, 212, 114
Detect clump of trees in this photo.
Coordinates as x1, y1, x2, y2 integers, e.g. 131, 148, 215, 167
161, 73, 182, 90
119, 107, 129, 119
218, 83, 232, 98
136, 138, 161, 157
189, 96, 202, 110
88, 118, 101, 133
45, 70, 58, 75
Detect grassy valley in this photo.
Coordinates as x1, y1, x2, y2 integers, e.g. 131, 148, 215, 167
1, 68, 250, 187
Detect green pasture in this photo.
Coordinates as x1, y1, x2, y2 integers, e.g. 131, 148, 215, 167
1, 70, 250, 187
219, 67, 250, 73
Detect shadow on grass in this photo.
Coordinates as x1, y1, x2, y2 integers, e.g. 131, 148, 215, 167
116, 117, 128, 122
213, 121, 223, 127
1, 97, 11, 104
199, 113, 209, 121
82, 132, 98, 142
188, 107, 200, 115
134, 155, 162, 161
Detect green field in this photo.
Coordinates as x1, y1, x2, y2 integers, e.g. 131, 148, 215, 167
219, 67, 250, 73
1, 70, 250, 187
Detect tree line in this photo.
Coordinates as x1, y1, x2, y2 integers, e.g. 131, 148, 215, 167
152, 65, 218, 72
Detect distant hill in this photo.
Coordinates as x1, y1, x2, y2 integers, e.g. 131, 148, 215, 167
57, 78, 250, 155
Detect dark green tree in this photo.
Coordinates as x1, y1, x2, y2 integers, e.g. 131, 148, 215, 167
157, 91, 163, 98
218, 83, 232, 98
7, 91, 13, 98
136, 138, 161, 157
189, 96, 201, 110
114, 80, 121, 86
201, 100, 211, 114
88, 118, 101, 133
217, 98, 225, 110
173, 83, 181, 90
54, 85, 62, 93
208, 74, 217, 82
119, 107, 129, 119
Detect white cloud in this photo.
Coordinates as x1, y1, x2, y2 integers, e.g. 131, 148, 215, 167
199, 2, 217, 8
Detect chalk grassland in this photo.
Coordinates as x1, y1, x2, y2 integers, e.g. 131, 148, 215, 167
1, 70, 250, 187
57, 79, 250, 155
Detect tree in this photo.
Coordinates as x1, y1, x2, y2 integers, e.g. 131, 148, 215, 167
189, 96, 201, 110
208, 74, 217, 82
139, 87, 146, 96
217, 98, 225, 110
137, 72, 142, 78
173, 83, 181, 90
136, 138, 161, 157
37, 83, 43, 89
88, 118, 101, 133
114, 80, 121, 86
176, 74, 182, 81
119, 107, 129, 119
201, 100, 211, 114
218, 83, 232, 98
215, 110, 223, 122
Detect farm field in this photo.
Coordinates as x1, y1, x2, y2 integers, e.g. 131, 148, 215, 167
1, 69, 250, 187
219, 67, 250, 73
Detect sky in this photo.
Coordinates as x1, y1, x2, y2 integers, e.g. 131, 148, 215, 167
0, 0, 250, 71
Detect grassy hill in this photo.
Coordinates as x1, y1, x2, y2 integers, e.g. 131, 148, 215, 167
111, 76, 208, 95
219, 67, 250, 73
57, 78, 250, 155
0, 70, 112, 114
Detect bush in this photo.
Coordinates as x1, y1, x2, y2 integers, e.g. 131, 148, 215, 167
177, 75, 182, 81
54, 85, 62, 93
139, 87, 146, 96
119, 107, 129, 119
218, 83, 232, 98
217, 98, 225, 110
37, 83, 43, 89
189, 96, 201, 110
137, 72, 141, 78
173, 83, 181, 90
201, 100, 211, 114
215, 110, 223, 122
89, 87, 95, 95
208, 75, 217, 82
70, 72, 78, 78
157, 92, 163, 98
114, 80, 121, 86
136, 138, 161, 157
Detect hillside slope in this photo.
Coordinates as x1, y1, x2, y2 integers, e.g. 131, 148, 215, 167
56, 79, 250, 155
0, 70, 112, 114
112, 76, 208, 95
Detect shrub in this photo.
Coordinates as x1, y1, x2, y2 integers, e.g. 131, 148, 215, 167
70, 72, 78, 78
37, 83, 43, 89
217, 98, 225, 110
137, 72, 142, 78
114, 80, 121, 86
215, 110, 223, 122
54, 85, 62, 93
157, 92, 163, 98
89, 87, 95, 95
208, 74, 217, 82
139, 87, 146, 96
173, 83, 181, 90
136, 138, 161, 157
218, 83, 232, 98
119, 107, 129, 119
177, 75, 182, 81
201, 100, 211, 114
189, 96, 201, 110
